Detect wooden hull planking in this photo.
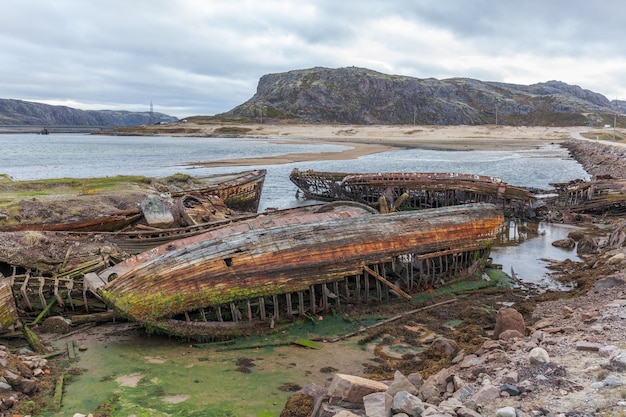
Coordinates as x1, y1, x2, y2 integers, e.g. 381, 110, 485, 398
0, 210, 142, 233
290, 169, 535, 217
171, 169, 266, 213
97, 203, 503, 325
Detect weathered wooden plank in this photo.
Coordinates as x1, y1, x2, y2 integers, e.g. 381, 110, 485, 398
363, 265, 411, 300
99, 203, 503, 324
0, 277, 19, 331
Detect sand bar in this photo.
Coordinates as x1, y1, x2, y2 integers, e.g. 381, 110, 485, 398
183, 124, 595, 167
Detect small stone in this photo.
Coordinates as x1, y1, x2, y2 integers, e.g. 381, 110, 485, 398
598, 345, 619, 358
500, 383, 520, 396
472, 384, 500, 405
386, 370, 418, 396
498, 329, 524, 341
503, 371, 519, 384
576, 341, 603, 351
528, 347, 550, 365
495, 406, 517, 417
609, 349, 626, 371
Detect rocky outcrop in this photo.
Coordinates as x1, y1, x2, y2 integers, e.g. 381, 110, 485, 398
225, 67, 618, 126
0, 98, 177, 126
562, 139, 626, 178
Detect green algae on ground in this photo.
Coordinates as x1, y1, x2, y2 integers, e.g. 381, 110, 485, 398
43, 314, 377, 417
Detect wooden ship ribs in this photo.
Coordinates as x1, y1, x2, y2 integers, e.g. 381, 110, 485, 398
84, 203, 503, 339
290, 169, 535, 218
548, 177, 626, 216
170, 169, 266, 213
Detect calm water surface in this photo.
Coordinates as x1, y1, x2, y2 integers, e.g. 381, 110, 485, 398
2, 133, 590, 286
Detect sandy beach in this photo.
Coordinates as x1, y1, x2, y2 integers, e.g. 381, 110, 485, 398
187, 124, 590, 167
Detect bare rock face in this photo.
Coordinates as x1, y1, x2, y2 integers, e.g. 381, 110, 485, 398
493, 307, 526, 339
226, 67, 615, 126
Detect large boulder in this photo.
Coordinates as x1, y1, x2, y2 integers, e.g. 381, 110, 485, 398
493, 307, 526, 339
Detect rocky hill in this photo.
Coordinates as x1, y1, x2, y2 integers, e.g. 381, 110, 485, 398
224, 67, 625, 126
0, 99, 177, 126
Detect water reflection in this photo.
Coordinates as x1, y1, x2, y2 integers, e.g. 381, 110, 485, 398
491, 219, 582, 289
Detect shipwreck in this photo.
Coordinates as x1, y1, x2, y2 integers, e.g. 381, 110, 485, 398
82, 202, 503, 339
289, 169, 535, 218
0, 169, 266, 233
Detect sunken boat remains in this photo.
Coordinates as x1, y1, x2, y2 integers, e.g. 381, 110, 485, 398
0, 169, 266, 233
289, 169, 535, 217
84, 203, 503, 339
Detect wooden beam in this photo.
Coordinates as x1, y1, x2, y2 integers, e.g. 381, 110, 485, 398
363, 265, 412, 300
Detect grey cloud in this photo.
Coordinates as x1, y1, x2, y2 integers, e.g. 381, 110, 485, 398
2, 0, 626, 118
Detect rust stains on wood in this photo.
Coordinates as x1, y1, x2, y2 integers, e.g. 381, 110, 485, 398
289, 169, 534, 217
98, 203, 503, 324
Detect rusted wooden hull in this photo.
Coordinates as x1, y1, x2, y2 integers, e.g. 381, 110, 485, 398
0, 277, 18, 330
290, 169, 535, 217
95, 203, 503, 326
103, 202, 374, 255
1, 210, 142, 232
172, 169, 266, 213
548, 178, 626, 216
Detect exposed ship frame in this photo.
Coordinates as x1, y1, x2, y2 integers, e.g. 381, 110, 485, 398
289, 169, 535, 218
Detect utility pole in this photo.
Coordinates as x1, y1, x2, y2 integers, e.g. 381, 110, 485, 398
614, 98, 618, 141
495, 103, 498, 126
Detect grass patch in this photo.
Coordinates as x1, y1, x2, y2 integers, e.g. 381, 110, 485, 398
212, 126, 253, 135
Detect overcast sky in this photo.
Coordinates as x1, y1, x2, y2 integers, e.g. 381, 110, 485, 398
2, 0, 625, 118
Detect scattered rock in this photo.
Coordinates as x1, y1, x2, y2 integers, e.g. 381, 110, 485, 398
528, 347, 550, 365
493, 308, 525, 339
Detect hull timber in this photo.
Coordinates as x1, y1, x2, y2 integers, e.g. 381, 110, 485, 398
548, 178, 626, 216
104, 202, 375, 255
0, 277, 18, 330
93, 203, 503, 334
1, 210, 142, 232
171, 169, 266, 213
290, 169, 535, 217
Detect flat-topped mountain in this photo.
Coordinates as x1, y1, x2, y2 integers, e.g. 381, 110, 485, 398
223, 67, 624, 126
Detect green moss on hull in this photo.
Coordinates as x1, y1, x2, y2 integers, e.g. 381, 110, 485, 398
101, 281, 288, 322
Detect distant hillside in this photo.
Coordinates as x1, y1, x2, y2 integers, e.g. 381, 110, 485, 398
0, 99, 178, 126
223, 67, 625, 126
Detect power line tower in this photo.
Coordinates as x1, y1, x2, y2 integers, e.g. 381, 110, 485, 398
150, 101, 154, 124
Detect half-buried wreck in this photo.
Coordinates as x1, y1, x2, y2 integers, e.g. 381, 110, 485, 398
85, 202, 503, 339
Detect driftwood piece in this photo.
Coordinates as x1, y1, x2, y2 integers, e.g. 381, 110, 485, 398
67, 340, 76, 359
23, 325, 46, 354
68, 311, 122, 325
30, 298, 57, 326
363, 265, 411, 300
327, 298, 457, 342
53, 375, 64, 410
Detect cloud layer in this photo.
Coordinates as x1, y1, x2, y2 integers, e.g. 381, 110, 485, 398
2, 0, 625, 118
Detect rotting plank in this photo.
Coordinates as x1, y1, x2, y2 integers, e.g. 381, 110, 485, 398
99, 203, 503, 324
